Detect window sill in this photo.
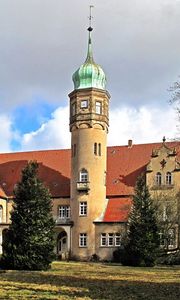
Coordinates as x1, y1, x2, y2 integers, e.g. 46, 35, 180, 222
151, 184, 174, 190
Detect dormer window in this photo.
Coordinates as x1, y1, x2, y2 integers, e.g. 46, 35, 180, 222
95, 101, 102, 114
80, 169, 88, 182
81, 100, 88, 108
155, 172, 162, 185
166, 172, 172, 185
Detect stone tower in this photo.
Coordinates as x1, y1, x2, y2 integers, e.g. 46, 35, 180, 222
69, 25, 110, 260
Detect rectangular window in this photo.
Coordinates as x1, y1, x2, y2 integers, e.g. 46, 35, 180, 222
80, 170, 88, 182
159, 232, 165, 247
115, 233, 121, 246
98, 143, 101, 156
95, 101, 102, 114
108, 233, 114, 246
74, 144, 76, 157
81, 100, 88, 108
79, 233, 87, 247
94, 143, 97, 155
101, 233, 107, 246
168, 229, 175, 247
59, 206, 70, 219
72, 103, 76, 116
79, 202, 87, 216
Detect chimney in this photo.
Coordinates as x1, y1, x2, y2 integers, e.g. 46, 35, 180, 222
128, 139, 133, 148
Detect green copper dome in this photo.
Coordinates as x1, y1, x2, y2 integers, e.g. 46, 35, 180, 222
72, 28, 106, 90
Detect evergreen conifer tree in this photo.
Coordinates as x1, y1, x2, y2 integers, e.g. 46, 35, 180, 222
0, 161, 55, 270
121, 174, 159, 266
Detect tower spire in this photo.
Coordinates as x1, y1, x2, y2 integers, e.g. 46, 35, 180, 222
86, 5, 94, 63
72, 5, 106, 90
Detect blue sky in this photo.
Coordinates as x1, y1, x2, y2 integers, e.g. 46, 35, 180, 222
0, 0, 180, 152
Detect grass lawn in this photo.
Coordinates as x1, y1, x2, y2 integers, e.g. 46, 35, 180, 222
0, 262, 180, 300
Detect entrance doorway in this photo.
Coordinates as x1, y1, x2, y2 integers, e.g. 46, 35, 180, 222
57, 231, 68, 259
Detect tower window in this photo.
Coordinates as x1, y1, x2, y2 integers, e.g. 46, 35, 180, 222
79, 202, 87, 216
98, 143, 101, 156
80, 169, 88, 182
79, 233, 87, 247
95, 101, 102, 114
155, 172, 162, 185
72, 103, 76, 116
74, 144, 76, 157
94, 143, 97, 155
72, 144, 76, 157
166, 172, 172, 185
81, 100, 88, 108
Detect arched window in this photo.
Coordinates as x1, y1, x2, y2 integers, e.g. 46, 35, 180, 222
0, 205, 3, 223
80, 169, 88, 182
155, 172, 162, 185
94, 143, 97, 155
166, 172, 172, 185
98, 143, 101, 156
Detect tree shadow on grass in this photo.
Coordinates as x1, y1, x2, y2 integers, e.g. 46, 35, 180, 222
0, 271, 180, 300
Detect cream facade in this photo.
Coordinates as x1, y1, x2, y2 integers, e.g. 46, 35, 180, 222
0, 27, 180, 261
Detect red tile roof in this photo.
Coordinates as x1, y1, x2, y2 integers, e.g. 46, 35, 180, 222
0, 185, 7, 198
0, 141, 179, 200
0, 149, 71, 197
103, 197, 132, 222
106, 141, 180, 197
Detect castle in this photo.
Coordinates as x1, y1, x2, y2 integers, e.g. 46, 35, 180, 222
0, 24, 180, 261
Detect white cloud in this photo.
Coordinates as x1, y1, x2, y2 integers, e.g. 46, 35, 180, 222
108, 106, 178, 146
17, 104, 178, 151
0, 114, 14, 152
21, 106, 70, 151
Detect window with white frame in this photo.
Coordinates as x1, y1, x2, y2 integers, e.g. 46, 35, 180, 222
166, 172, 172, 185
59, 206, 70, 219
162, 205, 167, 221
101, 233, 107, 246
155, 172, 162, 185
100, 233, 121, 247
108, 233, 114, 246
115, 233, 121, 246
79, 233, 87, 247
79, 202, 87, 216
159, 229, 176, 248
95, 101, 102, 114
168, 228, 175, 247
80, 169, 88, 182
0, 206, 3, 223
81, 100, 88, 108
159, 231, 166, 247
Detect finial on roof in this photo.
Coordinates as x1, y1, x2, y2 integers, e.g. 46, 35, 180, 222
86, 5, 94, 63
88, 5, 94, 31
163, 136, 166, 143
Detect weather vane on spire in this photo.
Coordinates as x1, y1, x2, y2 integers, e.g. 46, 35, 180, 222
88, 5, 94, 31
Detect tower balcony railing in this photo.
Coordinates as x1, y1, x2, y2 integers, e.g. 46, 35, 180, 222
77, 181, 90, 191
